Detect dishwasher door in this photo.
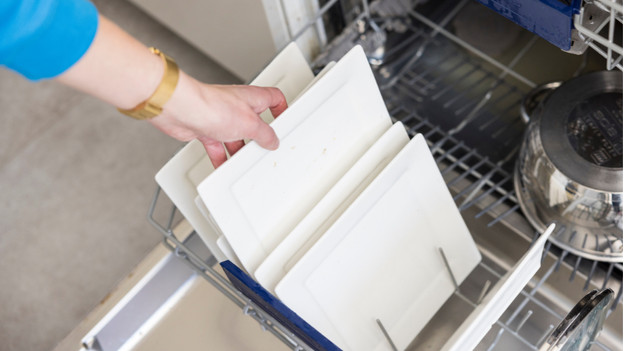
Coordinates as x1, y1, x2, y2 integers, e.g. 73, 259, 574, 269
55, 221, 289, 351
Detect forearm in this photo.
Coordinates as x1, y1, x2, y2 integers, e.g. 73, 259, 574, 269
53, 11, 285, 168
56, 15, 164, 110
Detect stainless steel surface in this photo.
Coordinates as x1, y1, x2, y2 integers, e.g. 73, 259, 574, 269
540, 288, 614, 351
540, 72, 622, 192
515, 71, 623, 262
520, 82, 562, 124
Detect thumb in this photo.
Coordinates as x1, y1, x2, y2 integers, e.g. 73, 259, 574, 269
248, 119, 279, 150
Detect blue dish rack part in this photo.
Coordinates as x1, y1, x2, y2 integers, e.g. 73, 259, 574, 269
474, 0, 583, 51
220, 260, 342, 351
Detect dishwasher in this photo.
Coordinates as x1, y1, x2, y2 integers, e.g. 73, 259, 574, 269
73, 0, 623, 350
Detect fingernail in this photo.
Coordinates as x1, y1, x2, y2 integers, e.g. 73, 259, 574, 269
270, 137, 280, 150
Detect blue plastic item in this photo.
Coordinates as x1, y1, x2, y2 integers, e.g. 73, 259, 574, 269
474, 0, 583, 51
220, 260, 341, 351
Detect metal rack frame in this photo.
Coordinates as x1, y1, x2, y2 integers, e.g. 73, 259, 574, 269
574, 0, 623, 70
147, 188, 314, 351
147, 1, 622, 350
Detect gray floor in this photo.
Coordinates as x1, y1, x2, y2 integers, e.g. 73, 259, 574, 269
0, 1, 240, 350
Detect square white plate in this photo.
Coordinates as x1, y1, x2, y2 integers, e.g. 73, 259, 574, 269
197, 45, 392, 274
442, 224, 555, 351
254, 121, 409, 293
193, 195, 245, 269
155, 139, 225, 259
217, 235, 244, 270
293, 61, 336, 102
275, 134, 482, 351
155, 43, 313, 260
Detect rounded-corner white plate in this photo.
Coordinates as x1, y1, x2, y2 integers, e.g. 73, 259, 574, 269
275, 134, 482, 351
251, 42, 314, 124
194, 195, 245, 268
293, 61, 336, 103
155, 139, 224, 260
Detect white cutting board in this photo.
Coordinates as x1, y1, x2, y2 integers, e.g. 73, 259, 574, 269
254, 121, 409, 293
250, 42, 315, 124
293, 61, 335, 102
155, 42, 313, 261
275, 134, 482, 351
155, 140, 224, 259
197, 45, 392, 273
193, 195, 245, 269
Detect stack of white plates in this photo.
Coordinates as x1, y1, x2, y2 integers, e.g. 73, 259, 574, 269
157, 43, 483, 351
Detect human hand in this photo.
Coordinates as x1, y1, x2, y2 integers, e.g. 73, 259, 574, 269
53, 15, 286, 168
151, 71, 287, 167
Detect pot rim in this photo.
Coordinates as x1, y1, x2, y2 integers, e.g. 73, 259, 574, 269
539, 71, 623, 194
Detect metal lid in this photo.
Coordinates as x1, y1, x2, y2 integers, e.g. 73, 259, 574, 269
540, 71, 623, 193
540, 288, 614, 351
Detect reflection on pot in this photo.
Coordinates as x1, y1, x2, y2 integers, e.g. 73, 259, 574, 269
514, 71, 623, 262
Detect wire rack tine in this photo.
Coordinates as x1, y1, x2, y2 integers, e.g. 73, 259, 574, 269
584, 260, 599, 290
409, 9, 536, 87
487, 204, 520, 228
515, 310, 533, 332
477, 280, 492, 305
439, 247, 460, 290
382, 0, 470, 89
486, 328, 506, 351
603, 263, 616, 290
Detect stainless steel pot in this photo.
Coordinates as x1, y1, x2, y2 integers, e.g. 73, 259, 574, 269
514, 71, 623, 262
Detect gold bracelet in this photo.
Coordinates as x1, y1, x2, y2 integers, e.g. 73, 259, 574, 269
118, 47, 179, 120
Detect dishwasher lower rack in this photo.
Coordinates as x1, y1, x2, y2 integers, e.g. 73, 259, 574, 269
147, 136, 622, 351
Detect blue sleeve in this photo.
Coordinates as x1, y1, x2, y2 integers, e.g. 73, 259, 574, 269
0, 0, 98, 81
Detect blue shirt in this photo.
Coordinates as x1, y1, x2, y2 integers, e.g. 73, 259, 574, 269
0, 0, 98, 80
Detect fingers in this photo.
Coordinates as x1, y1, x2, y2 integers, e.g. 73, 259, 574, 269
265, 87, 288, 118
236, 86, 283, 150
198, 136, 228, 168
224, 140, 245, 157
193, 85, 284, 165
245, 117, 279, 150
242, 86, 288, 118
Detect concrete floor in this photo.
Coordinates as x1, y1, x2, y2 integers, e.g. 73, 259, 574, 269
0, 1, 240, 350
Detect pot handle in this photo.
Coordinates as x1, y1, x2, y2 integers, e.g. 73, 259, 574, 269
520, 82, 562, 124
